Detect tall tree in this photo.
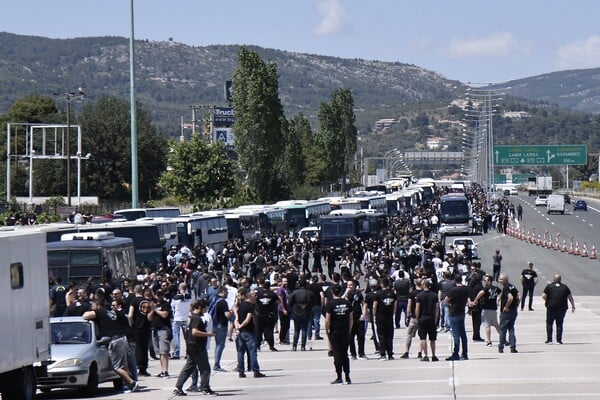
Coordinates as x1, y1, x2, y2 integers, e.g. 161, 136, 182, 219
78, 96, 167, 201
232, 48, 285, 203
316, 88, 358, 192
159, 135, 235, 208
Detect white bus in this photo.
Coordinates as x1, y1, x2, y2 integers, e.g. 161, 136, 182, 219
175, 214, 228, 251
113, 207, 181, 221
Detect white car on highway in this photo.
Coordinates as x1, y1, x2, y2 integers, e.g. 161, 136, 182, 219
450, 237, 479, 259
535, 195, 548, 206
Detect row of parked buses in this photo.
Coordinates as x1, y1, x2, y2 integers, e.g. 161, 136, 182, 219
5, 179, 443, 286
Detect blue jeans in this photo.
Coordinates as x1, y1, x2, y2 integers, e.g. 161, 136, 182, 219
448, 313, 468, 357
395, 300, 408, 328
499, 309, 518, 349
293, 317, 311, 348
309, 305, 322, 339
440, 303, 451, 330
171, 320, 188, 357
214, 323, 228, 368
236, 330, 260, 373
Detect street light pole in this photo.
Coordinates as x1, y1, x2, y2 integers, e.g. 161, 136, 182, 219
129, 0, 139, 208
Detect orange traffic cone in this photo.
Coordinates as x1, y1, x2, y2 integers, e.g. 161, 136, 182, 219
591, 244, 598, 259
568, 240, 574, 254
574, 241, 580, 256
582, 243, 589, 257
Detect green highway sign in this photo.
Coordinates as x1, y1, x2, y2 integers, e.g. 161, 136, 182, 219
494, 145, 587, 166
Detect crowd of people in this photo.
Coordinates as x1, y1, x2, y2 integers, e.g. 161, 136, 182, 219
48, 182, 577, 394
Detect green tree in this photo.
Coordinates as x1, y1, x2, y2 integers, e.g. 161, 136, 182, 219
232, 47, 286, 202
316, 88, 358, 192
79, 96, 167, 201
159, 135, 235, 207
283, 113, 311, 187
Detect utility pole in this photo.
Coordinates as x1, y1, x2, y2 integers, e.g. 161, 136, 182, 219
55, 89, 85, 206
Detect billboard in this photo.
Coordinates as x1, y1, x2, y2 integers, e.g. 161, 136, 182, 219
494, 145, 587, 166
213, 107, 235, 125
214, 127, 235, 146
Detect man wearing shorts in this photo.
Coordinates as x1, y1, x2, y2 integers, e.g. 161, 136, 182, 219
83, 299, 139, 392
415, 280, 439, 361
472, 275, 501, 346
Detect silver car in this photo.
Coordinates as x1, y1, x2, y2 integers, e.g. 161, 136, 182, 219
37, 316, 123, 395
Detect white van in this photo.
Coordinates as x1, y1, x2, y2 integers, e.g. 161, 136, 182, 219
546, 194, 565, 214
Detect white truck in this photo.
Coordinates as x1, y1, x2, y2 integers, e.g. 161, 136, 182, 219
0, 229, 51, 400
527, 176, 553, 196
546, 194, 566, 214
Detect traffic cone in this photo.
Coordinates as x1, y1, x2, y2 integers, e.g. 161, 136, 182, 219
574, 241, 580, 256
562, 239, 567, 253
591, 244, 598, 259
527, 230, 531, 242
521, 229, 525, 240
546, 235, 553, 248
554, 237, 560, 250
537, 234, 542, 246
582, 243, 589, 257
568, 240, 574, 254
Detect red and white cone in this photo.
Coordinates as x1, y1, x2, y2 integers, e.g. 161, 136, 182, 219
574, 241, 581, 256
568, 240, 574, 254
562, 239, 567, 253
591, 244, 598, 259
582, 243, 589, 257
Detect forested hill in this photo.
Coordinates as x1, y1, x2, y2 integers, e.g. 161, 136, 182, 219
0, 31, 462, 130
503, 67, 600, 114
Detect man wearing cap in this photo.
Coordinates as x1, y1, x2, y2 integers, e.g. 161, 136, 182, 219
520, 262, 538, 311
542, 274, 575, 344
325, 284, 353, 384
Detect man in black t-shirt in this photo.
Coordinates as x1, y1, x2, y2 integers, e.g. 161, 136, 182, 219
498, 274, 519, 353
173, 299, 217, 396
472, 275, 501, 346
416, 280, 439, 361
83, 299, 139, 392
307, 274, 324, 340
213, 286, 231, 372
128, 285, 153, 376
520, 262, 538, 311
373, 277, 397, 360
542, 274, 575, 344
325, 285, 353, 385
444, 275, 470, 361
344, 280, 366, 359
254, 279, 280, 352
148, 290, 173, 377
364, 279, 381, 353
235, 287, 266, 378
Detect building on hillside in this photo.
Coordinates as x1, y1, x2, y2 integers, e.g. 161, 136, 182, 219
502, 111, 530, 119
426, 136, 450, 150
374, 118, 397, 132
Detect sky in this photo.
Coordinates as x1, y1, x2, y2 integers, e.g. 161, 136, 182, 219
2, 0, 600, 84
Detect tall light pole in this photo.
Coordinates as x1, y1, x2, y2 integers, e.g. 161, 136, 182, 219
465, 83, 510, 196
129, 0, 139, 208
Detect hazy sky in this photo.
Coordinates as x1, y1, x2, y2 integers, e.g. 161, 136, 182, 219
3, 0, 600, 83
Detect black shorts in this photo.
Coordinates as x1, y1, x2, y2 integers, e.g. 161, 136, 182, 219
417, 320, 437, 340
